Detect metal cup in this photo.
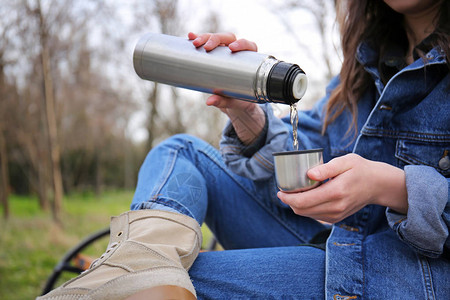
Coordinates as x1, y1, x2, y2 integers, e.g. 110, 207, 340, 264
273, 149, 323, 192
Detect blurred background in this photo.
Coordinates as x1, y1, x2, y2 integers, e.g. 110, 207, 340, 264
0, 0, 340, 298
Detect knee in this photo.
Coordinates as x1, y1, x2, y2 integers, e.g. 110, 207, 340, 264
156, 134, 205, 151
165, 133, 200, 146
170, 133, 199, 144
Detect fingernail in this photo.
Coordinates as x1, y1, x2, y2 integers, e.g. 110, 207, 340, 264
307, 168, 319, 178
229, 41, 238, 49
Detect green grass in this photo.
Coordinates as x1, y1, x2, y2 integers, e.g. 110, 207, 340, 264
0, 191, 215, 300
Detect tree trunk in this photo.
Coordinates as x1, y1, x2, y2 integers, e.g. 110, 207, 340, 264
0, 124, 10, 220
0, 59, 10, 219
123, 126, 134, 190
147, 82, 159, 150
169, 87, 184, 134
95, 151, 103, 197
37, 160, 50, 211
38, 2, 63, 224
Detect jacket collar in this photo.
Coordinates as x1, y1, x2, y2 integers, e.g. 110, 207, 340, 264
356, 33, 446, 85
356, 32, 444, 68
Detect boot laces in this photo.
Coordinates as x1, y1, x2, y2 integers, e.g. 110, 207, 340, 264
88, 242, 119, 270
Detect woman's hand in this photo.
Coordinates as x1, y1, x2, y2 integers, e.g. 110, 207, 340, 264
188, 32, 265, 145
188, 32, 257, 52
277, 154, 408, 223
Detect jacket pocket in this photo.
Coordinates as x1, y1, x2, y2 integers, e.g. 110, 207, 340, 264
396, 139, 450, 177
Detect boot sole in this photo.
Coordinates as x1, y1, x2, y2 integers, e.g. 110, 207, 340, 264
126, 285, 196, 300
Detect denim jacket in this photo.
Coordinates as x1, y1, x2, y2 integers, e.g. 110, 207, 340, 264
220, 42, 449, 298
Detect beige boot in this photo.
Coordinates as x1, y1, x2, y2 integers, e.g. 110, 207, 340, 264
38, 210, 202, 300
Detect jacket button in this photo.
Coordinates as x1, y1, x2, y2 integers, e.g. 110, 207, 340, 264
379, 104, 392, 110
439, 155, 450, 170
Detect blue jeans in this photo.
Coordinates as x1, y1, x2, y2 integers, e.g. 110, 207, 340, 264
131, 134, 328, 298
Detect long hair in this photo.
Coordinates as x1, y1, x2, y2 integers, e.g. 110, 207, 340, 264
323, 0, 450, 135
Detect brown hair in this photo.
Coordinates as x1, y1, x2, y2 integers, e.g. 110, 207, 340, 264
323, 0, 450, 136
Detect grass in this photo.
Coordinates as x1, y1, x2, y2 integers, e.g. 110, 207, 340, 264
0, 191, 214, 300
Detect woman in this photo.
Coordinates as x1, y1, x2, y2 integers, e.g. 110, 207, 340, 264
39, 0, 449, 299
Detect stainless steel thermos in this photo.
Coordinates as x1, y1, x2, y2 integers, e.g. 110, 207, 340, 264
133, 33, 307, 104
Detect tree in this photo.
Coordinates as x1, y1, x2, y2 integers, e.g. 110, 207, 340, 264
271, 0, 340, 109
131, 0, 183, 149
6, 0, 129, 214
0, 123, 9, 220
0, 2, 22, 218
274, 0, 338, 81
182, 11, 227, 147
130, 0, 227, 150
1, 0, 51, 207
1, 0, 227, 217
34, 0, 64, 223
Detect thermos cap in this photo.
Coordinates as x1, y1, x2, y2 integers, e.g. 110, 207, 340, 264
267, 62, 307, 105
292, 73, 308, 100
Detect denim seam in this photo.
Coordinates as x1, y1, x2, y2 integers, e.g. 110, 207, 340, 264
143, 144, 196, 219
417, 255, 436, 300
397, 152, 447, 173
361, 128, 450, 142
140, 198, 195, 220
148, 147, 179, 200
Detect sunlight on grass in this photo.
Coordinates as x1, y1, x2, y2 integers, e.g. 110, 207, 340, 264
1, 191, 131, 300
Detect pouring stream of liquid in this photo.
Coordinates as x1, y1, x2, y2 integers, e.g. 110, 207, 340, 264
290, 104, 299, 151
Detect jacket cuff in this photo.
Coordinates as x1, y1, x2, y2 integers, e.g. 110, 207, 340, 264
220, 104, 289, 181
386, 165, 449, 257
223, 109, 269, 158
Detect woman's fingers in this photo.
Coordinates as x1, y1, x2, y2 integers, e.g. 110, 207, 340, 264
277, 154, 375, 223
277, 179, 361, 223
188, 32, 257, 52
206, 94, 255, 111
307, 154, 359, 181
189, 32, 236, 50
229, 38, 258, 52
278, 180, 337, 214
187, 32, 198, 40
